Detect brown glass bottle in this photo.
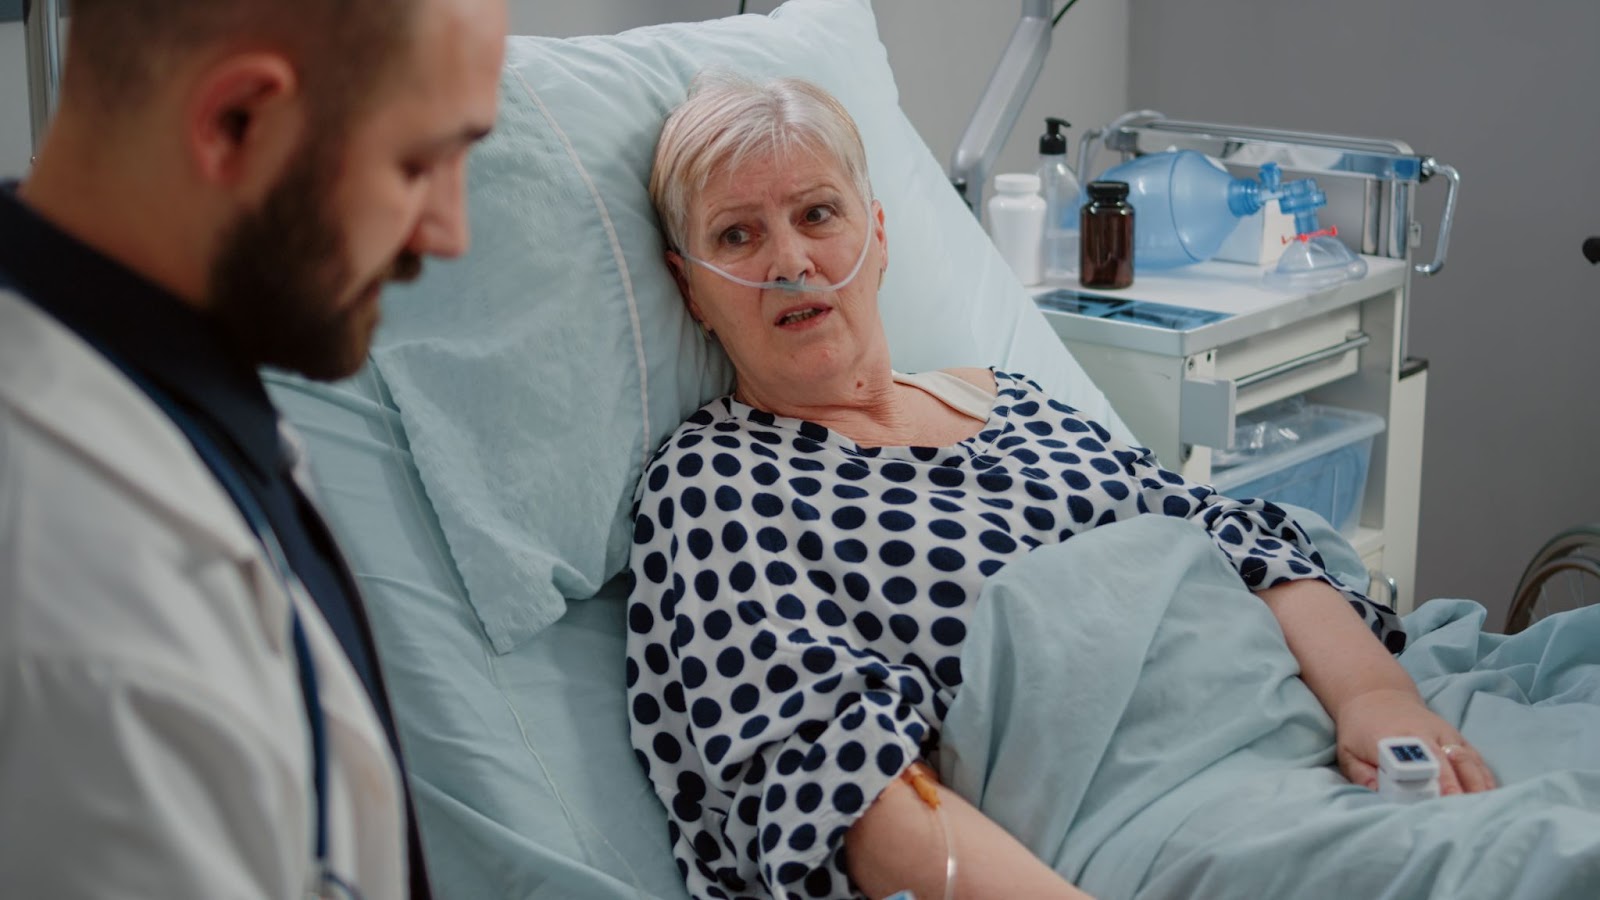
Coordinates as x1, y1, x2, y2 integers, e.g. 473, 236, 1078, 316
1080, 181, 1134, 289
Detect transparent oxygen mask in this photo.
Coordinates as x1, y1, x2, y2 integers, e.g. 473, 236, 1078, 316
1263, 176, 1367, 291
680, 205, 875, 294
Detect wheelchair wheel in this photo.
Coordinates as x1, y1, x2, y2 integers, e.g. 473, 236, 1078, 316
1505, 524, 1600, 634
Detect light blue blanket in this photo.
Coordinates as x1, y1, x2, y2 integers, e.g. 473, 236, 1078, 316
940, 516, 1600, 900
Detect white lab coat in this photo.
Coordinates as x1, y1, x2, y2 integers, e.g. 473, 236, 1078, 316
0, 289, 407, 898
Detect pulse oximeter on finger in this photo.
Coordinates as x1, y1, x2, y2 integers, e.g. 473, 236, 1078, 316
1377, 737, 1441, 803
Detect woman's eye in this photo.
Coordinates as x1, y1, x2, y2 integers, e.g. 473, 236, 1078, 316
720, 227, 751, 247
802, 205, 835, 225
402, 160, 433, 182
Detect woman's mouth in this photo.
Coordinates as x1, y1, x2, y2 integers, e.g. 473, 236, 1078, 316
775, 305, 831, 328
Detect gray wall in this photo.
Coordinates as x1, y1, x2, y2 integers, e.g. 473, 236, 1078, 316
503, 1, 1131, 185
1131, 0, 1600, 627
0, 3, 1128, 196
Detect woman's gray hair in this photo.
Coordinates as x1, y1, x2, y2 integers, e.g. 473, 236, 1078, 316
650, 71, 875, 254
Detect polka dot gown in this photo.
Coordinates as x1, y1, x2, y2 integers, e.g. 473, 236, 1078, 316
626, 371, 1404, 900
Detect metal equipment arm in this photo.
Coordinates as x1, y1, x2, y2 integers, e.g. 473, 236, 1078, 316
947, 0, 1053, 214
24, 0, 65, 158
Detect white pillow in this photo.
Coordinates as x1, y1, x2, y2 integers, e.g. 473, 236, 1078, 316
372, 0, 1127, 653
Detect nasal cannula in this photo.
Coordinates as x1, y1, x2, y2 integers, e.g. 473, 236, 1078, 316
681, 214, 874, 294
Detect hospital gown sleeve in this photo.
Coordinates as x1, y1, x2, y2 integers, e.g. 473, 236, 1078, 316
627, 444, 935, 900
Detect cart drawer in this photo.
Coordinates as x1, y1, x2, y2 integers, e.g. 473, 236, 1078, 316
1215, 306, 1364, 413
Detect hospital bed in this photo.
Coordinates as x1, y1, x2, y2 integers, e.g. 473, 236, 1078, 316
21, 0, 1600, 896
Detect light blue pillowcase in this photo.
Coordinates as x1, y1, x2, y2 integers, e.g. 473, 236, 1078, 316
374, 0, 1131, 654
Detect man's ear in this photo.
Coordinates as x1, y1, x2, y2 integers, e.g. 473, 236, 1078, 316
185, 53, 302, 194
666, 250, 701, 320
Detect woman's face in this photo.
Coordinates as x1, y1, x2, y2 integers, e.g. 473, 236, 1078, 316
668, 146, 887, 399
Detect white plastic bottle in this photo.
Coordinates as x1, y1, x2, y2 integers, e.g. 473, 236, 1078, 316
1038, 117, 1081, 282
988, 173, 1047, 286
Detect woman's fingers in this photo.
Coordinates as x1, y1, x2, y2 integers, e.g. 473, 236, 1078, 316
1341, 752, 1379, 791
1440, 742, 1497, 794
1345, 738, 1497, 796
1429, 739, 1465, 795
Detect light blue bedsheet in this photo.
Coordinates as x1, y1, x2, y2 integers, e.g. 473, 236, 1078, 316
267, 371, 688, 900
941, 516, 1600, 900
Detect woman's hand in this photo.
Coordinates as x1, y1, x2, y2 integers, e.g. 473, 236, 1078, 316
1333, 687, 1497, 795
1256, 579, 1498, 797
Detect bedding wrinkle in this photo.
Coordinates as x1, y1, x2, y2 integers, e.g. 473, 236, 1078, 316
508, 65, 654, 472
482, 622, 660, 900
942, 518, 1600, 900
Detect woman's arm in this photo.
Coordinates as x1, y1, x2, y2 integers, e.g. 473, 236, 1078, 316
845, 766, 1093, 900
1258, 579, 1496, 794
1032, 394, 1408, 653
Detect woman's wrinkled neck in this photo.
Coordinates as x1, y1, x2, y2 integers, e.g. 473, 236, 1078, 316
734, 362, 916, 447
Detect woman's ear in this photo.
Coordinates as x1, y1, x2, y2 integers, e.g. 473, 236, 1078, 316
666, 250, 704, 323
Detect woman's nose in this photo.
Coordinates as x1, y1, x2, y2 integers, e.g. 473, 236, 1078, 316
763, 224, 816, 283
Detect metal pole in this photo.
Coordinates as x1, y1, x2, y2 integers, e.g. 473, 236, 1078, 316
947, 0, 1053, 214
24, 0, 65, 158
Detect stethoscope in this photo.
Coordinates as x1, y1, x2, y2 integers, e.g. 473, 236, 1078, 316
108, 359, 360, 899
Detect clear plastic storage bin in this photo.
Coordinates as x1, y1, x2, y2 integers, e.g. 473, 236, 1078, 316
1209, 400, 1385, 536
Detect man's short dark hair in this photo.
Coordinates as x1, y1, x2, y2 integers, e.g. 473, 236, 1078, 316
66, 0, 422, 129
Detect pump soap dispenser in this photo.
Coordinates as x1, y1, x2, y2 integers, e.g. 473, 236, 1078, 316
1038, 117, 1081, 282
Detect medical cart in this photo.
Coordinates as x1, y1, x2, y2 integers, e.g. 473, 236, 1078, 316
1036, 114, 1460, 614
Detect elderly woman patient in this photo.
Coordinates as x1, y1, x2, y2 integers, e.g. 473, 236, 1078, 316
625, 74, 1492, 900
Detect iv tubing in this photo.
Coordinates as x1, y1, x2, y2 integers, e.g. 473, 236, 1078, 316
901, 763, 957, 900
682, 216, 874, 294
937, 800, 956, 900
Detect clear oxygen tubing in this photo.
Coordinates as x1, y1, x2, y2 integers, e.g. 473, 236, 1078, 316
679, 213, 875, 294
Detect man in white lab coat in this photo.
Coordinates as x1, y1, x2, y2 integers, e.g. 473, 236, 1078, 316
0, 0, 507, 896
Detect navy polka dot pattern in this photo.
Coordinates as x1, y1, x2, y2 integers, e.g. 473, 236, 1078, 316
627, 371, 1403, 900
